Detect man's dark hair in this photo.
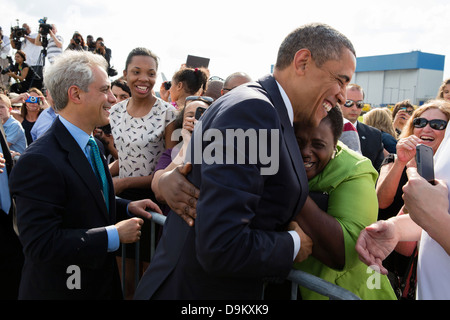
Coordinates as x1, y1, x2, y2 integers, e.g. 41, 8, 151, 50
275, 23, 355, 70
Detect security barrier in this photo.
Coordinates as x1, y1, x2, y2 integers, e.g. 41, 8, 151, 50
120, 210, 361, 300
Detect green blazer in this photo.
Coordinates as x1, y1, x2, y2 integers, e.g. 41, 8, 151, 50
295, 142, 397, 300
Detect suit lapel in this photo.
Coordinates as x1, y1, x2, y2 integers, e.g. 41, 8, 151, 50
53, 118, 111, 221
258, 75, 308, 215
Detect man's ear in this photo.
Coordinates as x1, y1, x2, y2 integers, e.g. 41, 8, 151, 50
67, 85, 82, 104
293, 49, 312, 75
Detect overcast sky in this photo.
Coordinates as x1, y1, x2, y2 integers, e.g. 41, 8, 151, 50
3, 0, 450, 92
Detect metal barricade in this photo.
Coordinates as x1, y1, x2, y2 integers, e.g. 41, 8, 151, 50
124, 211, 360, 300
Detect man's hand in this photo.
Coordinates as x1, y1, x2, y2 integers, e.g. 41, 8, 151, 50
289, 221, 313, 263
128, 198, 163, 220
159, 162, 199, 226
115, 217, 143, 243
403, 167, 449, 231
0, 153, 5, 173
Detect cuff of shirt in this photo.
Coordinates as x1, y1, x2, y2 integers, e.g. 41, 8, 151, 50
105, 225, 120, 252
288, 230, 301, 261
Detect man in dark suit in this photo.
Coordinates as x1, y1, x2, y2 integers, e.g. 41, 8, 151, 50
9, 50, 162, 299
340, 84, 384, 170
0, 121, 23, 299
134, 23, 357, 300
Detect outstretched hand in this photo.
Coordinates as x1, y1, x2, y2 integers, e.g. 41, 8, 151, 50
355, 220, 399, 275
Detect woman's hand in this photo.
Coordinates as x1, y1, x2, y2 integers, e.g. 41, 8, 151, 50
396, 135, 422, 165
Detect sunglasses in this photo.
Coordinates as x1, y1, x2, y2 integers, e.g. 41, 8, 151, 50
413, 117, 448, 131
399, 107, 414, 116
185, 96, 214, 105
343, 99, 364, 109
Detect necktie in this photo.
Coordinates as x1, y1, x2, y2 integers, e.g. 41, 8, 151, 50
87, 137, 109, 212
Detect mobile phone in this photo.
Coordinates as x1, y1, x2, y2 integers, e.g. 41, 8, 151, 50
163, 81, 171, 90
195, 107, 206, 120
416, 144, 435, 184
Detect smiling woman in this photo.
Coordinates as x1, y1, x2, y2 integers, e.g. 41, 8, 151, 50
293, 107, 396, 300
376, 99, 450, 298
108, 47, 178, 294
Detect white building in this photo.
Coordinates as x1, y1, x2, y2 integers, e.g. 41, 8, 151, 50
353, 51, 445, 107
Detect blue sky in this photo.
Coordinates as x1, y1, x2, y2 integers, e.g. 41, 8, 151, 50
3, 0, 450, 89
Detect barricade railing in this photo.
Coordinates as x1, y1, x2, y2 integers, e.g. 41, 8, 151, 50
121, 210, 361, 300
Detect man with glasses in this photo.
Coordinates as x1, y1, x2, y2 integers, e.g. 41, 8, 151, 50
340, 84, 384, 170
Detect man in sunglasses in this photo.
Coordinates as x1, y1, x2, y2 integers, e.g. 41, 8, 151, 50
340, 84, 384, 170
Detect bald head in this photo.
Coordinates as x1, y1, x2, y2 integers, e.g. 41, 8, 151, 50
221, 72, 252, 95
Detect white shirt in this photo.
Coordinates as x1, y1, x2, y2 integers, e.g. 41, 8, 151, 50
21, 33, 43, 66
276, 80, 301, 259
416, 126, 450, 299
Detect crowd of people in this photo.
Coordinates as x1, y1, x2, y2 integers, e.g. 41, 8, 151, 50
0, 21, 450, 301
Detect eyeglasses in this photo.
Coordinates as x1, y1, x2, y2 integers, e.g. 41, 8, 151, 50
343, 99, 364, 109
399, 107, 414, 116
413, 117, 448, 131
185, 96, 214, 105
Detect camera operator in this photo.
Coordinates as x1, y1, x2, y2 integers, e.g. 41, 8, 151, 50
94, 37, 116, 77
34, 24, 63, 65
0, 27, 11, 87
7, 50, 36, 94
94, 37, 111, 65
10, 23, 43, 90
66, 32, 87, 51
86, 35, 96, 52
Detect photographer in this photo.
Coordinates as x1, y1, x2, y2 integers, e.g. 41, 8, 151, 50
94, 37, 116, 77
7, 50, 36, 94
86, 35, 96, 52
10, 23, 43, 89
0, 27, 11, 87
34, 23, 63, 65
65, 32, 87, 51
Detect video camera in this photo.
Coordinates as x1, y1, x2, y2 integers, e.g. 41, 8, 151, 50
10, 19, 26, 50
39, 17, 52, 36
38, 17, 52, 48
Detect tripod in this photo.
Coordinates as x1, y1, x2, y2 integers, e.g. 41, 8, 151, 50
29, 35, 47, 92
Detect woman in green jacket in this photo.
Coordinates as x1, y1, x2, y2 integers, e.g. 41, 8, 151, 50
294, 107, 396, 300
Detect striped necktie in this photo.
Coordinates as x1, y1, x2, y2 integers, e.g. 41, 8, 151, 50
87, 137, 109, 212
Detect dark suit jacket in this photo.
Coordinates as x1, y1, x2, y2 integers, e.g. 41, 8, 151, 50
357, 121, 385, 171
0, 123, 23, 299
9, 117, 130, 299
134, 74, 308, 300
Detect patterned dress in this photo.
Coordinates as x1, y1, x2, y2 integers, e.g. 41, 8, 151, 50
110, 97, 177, 179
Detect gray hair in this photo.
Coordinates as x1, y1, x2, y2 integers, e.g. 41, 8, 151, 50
44, 50, 108, 112
275, 23, 355, 70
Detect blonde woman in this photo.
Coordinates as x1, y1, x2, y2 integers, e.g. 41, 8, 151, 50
363, 107, 397, 154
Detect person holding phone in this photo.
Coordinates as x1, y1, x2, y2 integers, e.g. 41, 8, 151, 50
375, 99, 450, 298
151, 96, 212, 205
356, 119, 450, 299
391, 100, 415, 137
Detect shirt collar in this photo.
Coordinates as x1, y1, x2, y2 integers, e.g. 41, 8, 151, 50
275, 81, 293, 126
58, 115, 91, 151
